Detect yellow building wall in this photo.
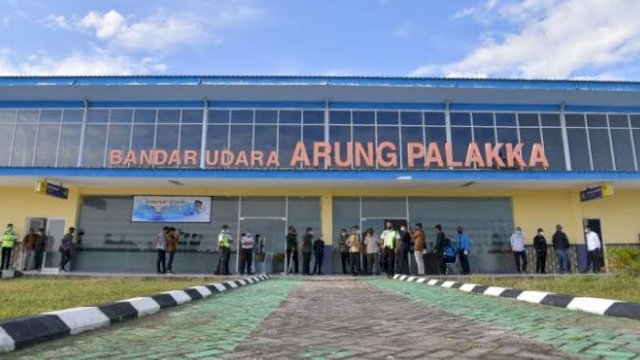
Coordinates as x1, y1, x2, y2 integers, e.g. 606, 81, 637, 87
2, 185, 638, 247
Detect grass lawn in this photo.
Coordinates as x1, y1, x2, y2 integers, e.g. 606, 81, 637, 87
462, 275, 640, 303
0, 276, 225, 320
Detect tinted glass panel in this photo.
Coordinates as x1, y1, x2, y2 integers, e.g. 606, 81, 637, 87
542, 127, 565, 170
472, 113, 493, 127
425, 112, 445, 126
587, 114, 607, 128
611, 129, 635, 171
353, 126, 375, 169
181, 110, 203, 124
82, 124, 108, 167
633, 130, 640, 170
567, 128, 590, 170
329, 125, 351, 168
631, 115, 640, 128
180, 125, 202, 154
110, 110, 132, 124
589, 129, 613, 170
58, 124, 81, 167
353, 111, 375, 125
229, 125, 253, 153
304, 110, 324, 124
107, 124, 131, 154
134, 110, 156, 124
497, 127, 518, 143
62, 109, 83, 123
518, 113, 539, 127
377, 111, 399, 125
451, 126, 472, 163
540, 114, 560, 127
206, 124, 229, 150
254, 125, 277, 153
11, 124, 36, 166
608, 115, 629, 128
210, 110, 229, 124
425, 127, 446, 144
0, 125, 13, 165
303, 125, 325, 163
565, 114, 585, 127
130, 125, 155, 153
473, 126, 495, 145
0, 110, 16, 123
158, 110, 180, 124
17, 110, 39, 123
402, 125, 424, 168
87, 110, 109, 124
280, 110, 301, 124
451, 112, 471, 126
40, 110, 62, 123
155, 124, 179, 155
401, 112, 422, 125
279, 125, 301, 168
255, 110, 277, 124
329, 111, 350, 125
495, 113, 516, 126
519, 127, 541, 163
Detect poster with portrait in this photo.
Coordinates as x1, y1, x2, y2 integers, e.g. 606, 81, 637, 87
131, 196, 212, 223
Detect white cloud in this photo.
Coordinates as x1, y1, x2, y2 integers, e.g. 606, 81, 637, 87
413, 0, 640, 79
393, 21, 417, 39
452, 0, 499, 22
41, 14, 72, 30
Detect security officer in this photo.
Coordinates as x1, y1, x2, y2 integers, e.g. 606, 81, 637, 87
1, 224, 18, 270
381, 222, 400, 278
215, 224, 233, 275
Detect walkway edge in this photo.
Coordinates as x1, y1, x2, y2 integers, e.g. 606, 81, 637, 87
393, 275, 640, 322
0, 274, 270, 354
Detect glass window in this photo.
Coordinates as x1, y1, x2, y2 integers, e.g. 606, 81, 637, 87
241, 197, 286, 217
109, 110, 133, 124
106, 124, 131, 155
451, 112, 471, 126
589, 129, 613, 170
329, 125, 351, 168
567, 128, 590, 171
497, 127, 518, 143
280, 110, 301, 124
40, 110, 62, 123
518, 114, 539, 127
540, 114, 560, 127
11, 124, 36, 166
587, 114, 607, 128
495, 113, 516, 127
402, 125, 424, 168
377, 111, 399, 125
17, 110, 39, 123
279, 125, 301, 168
181, 110, 203, 124
158, 110, 180, 124
401, 112, 422, 126
254, 125, 277, 154
229, 125, 253, 153
633, 130, 640, 170
62, 109, 84, 123
134, 109, 156, 124
155, 124, 180, 156
130, 125, 155, 153
519, 127, 541, 163
361, 197, 406, 218
376, 124, 399, 166
287, 197, 321, 237
230, 110, 252, 124
353, 111, 375, 125
425, 127, 446, 145
255, 110, 277, 124
451, 126, 472, 163
608, 115, 629, 128
631, 115, 640, 128
0, 124, 12, 165
87, 109, 109, 124
542, 127, 566, 170
179, 125, 202, 155
425, 112, 445, 126
565, 114, 585, 127
206, 124, 229, 150
58, 124, 81, 167
611, 129, 635, 171
352, 126, 375, 169
304, 110, 324, 124
302, 125, 325, 164
472, 113, 493, 127
473, 126, 495, 146
82, 124, 108, 167
330, 111, 350, 125
0, 110, 16, 123
210, 110, 230, 124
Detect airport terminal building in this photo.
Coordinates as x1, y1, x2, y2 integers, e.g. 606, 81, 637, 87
1, 76, 639, 274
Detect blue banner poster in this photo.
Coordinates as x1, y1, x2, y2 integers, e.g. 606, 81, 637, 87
132, 196, 212, 223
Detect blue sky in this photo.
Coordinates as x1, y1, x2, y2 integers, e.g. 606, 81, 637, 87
1, 0, 640, 79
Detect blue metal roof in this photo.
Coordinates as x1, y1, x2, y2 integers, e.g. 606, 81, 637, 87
1, 75, 640, 92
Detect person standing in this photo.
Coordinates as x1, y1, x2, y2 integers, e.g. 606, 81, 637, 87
456, 226, 471, 275
301, 227, 313, 275
215, 225, 233, 275
313, 234, 325, 275
347, 226, 361, 276
166, 227, 179, 274
239, 229, 255, 275
1, 224, 17, 270
411, 223, 426, 275
34, 228, 47, 270
552, 225, 571, 274
433, 224, 446, 274
337, 229, 349, 275
59, 227, 75, 272
396, 225, 411, 275
286, 225, 299, 274
156, 226, 168, 274
381, 222, 400, 278
585, 225, 602, 273
510, 226, 527, 274
533, 228, 548, 274
363, 228, 380, 275
22, 228, 37, 271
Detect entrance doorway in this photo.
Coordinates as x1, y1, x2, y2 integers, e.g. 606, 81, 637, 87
583, 218, 605, 271
24, 217, 65, 272
360, 217, 409, 274
237, 217, 286, 274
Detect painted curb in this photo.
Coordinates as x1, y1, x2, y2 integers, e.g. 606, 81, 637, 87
392, 275, 640, 322
0, 274, 269, 354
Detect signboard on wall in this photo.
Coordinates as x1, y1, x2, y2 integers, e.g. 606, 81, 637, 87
35, 179, 69, 199
131, 196, 212, 223
580, 184, 614, 202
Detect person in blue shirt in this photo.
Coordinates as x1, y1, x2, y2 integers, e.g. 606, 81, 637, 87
456, 226, 471, 274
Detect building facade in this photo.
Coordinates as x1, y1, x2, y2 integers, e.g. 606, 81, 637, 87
1, 76, 639, 274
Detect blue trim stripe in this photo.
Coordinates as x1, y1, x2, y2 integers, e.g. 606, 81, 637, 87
0, 101, 84, 109
1, 167, 640, 181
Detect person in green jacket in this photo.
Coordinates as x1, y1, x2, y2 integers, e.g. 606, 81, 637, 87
1, 224, 18, 270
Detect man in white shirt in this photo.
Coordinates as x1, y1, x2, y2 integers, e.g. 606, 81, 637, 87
239, 229, 255, 275
584, 226, 602, 273
510, 226, 527, 274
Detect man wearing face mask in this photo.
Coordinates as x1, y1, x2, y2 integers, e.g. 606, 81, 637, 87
456, 226, 471, 275
337, 229, 349, 275
240, 229, 255, 275
533, 228, 548, 274
395, 225, 411, 275
510, 226, 527, 274
215, 225, 233, 275
584, 225, 602, 273
301, 227, 314, 275
381, 222, 401, 278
